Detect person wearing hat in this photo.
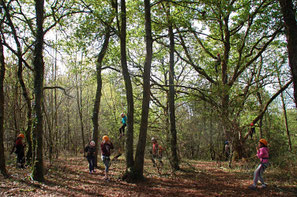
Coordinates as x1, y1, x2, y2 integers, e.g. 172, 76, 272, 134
11, 133, 26, 168
100, 135, 114, 180
248, 139, 269, 190
84, 140, 96, 174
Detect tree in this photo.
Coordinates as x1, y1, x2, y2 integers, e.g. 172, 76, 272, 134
0, 22, 8, 178
167, 3, 179, 171
92, 25, 111, 166
173, 0, 288, 159
32, 0, 45, 182
115, 0, 135, 169
278, 0, 297, 108
134, 0, 153, 179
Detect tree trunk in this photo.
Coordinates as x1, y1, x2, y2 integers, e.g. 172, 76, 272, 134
133, 0, 153, 179
119, 0, 134, 169
0, 31, 8, 178
278, 0, 297, 108
277, 71, 292, 151
32, 0, 45, 182
168, 10, 179, 171
75, 53, 85, 156
92, 26, 111, 167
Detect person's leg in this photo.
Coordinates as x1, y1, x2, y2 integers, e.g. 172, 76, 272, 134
258, 164, 268, 186
90, 157, 95, 172
253, 164, 262, 186
16, 153, 21, 168
102, 156, 110, 179
17, 152, 25, 168
159, 158, 163, 167
122, 123, 126, 134
119, 127, 123, 135
248, 164, 262, 190
20, 151, 25, 168
151, 155, 156, 167
87, 157, 92, 173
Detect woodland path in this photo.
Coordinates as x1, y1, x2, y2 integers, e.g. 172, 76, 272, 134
0, 156, 296, 196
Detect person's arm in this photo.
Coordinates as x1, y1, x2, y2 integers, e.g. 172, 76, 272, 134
257, 148, 264, 159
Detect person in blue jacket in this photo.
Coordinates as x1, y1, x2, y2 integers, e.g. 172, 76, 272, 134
119, 113, 127, 137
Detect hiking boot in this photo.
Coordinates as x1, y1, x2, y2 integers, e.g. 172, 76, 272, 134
248, 184, 257, 190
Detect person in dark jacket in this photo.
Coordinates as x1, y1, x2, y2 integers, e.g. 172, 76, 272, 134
11, 133, 26, 168
85, 140, 96, 174
101, 135, 114, 180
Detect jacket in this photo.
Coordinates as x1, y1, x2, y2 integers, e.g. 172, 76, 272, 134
257, 147, 269, 164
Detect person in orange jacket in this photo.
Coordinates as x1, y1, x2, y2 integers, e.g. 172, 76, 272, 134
11, 134, 26, 168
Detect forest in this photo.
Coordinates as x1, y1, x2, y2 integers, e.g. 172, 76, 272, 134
0, 0, 297, 196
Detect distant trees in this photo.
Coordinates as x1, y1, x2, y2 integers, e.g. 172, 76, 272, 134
0, 0, 296, 181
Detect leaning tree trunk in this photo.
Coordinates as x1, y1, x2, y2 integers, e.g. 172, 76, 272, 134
133, 0, 153, 180
118, 0, 134, 169
278, 0, 297, 108
92, 26, 111, 167
32, 0, 45, 182
0, 32, 8, 178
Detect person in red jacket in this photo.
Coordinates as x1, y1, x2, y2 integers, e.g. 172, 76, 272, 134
11, 133, 25, 168
248, 139, 269, 190
101, 135, 114, 180
151, 137, 163, 167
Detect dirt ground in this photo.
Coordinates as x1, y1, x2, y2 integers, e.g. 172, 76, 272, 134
0, 156, 296, 196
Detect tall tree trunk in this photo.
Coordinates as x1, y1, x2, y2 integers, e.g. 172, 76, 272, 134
75, 53, 85, 155
119, 0, 134, 169
209, 104, 215, 160
0, 32, 8, 178
134, 0, 152, 179
168, 17, 179, 170
278, 0, 297, 108
92, 26, 111, 167
32, 0, 45, 182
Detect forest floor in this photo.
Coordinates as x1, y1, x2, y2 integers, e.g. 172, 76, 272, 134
0, 156, 296, 197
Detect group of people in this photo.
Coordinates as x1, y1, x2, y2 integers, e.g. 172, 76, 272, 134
10, 114, 269, 190
84, 135, 164, 181
85, 135, 114, 180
